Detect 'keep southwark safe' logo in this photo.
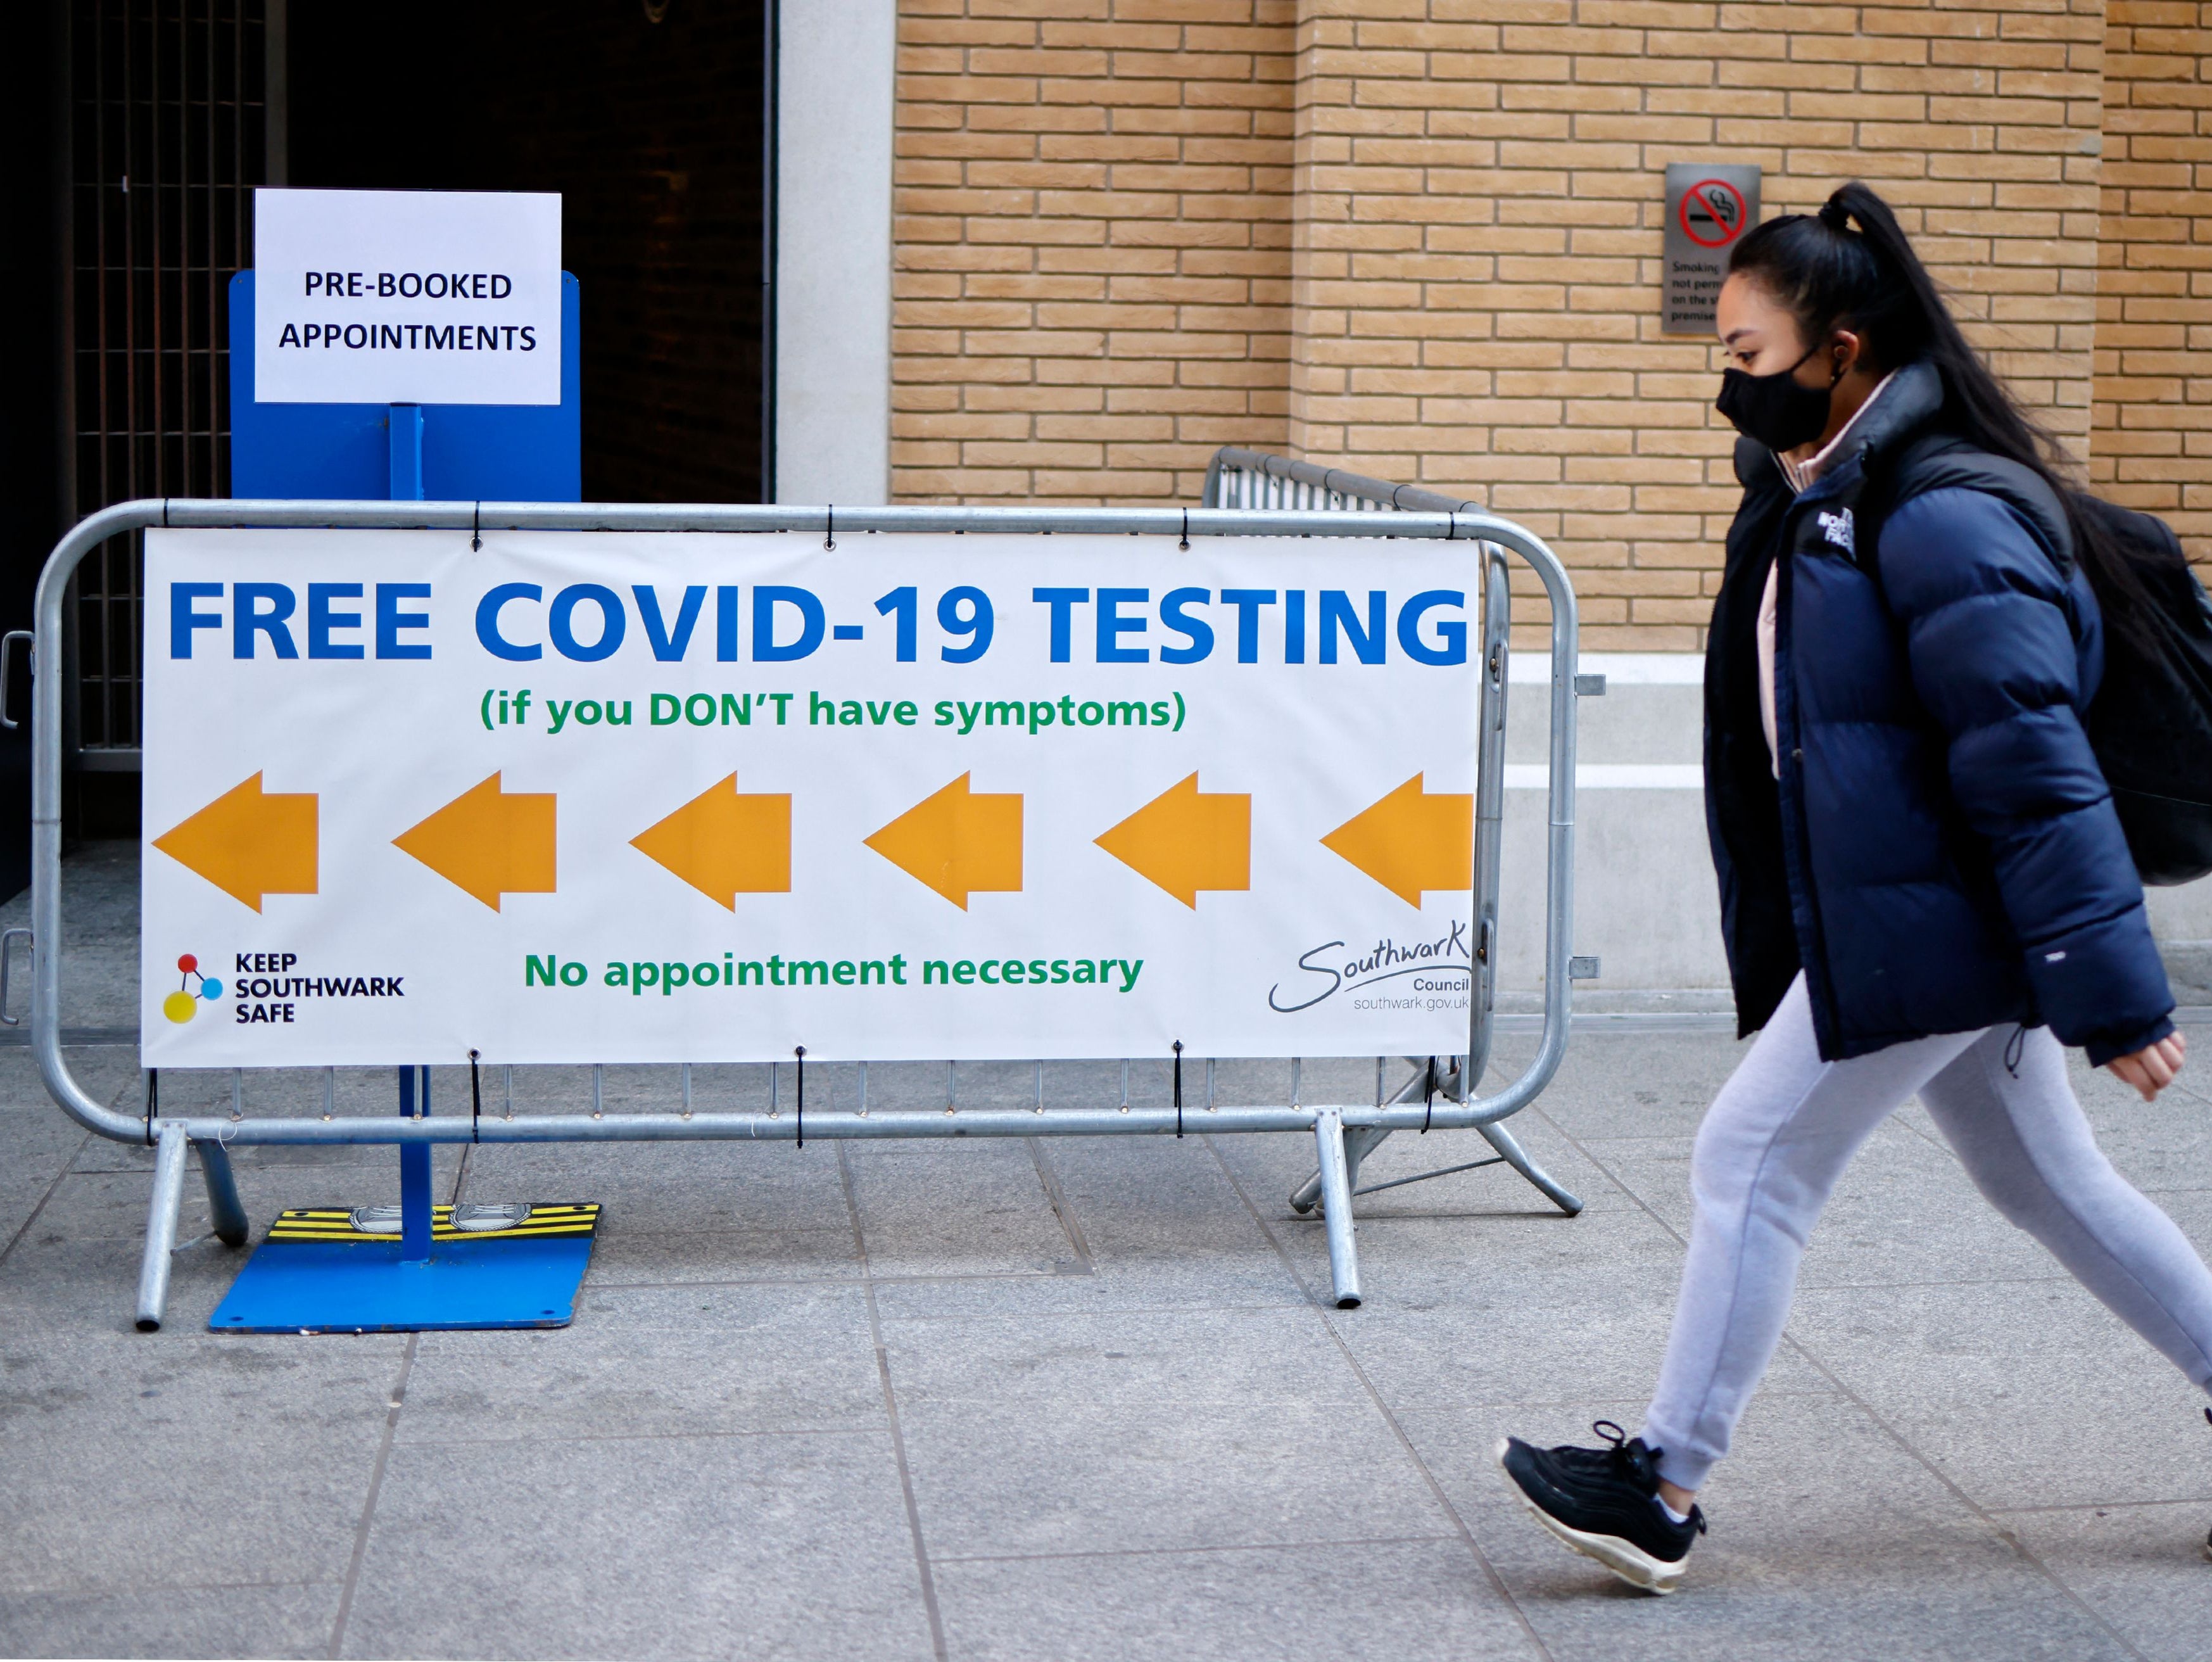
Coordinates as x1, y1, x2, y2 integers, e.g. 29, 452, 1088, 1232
161, 953, 225, 1023
163, 951, 411, 1025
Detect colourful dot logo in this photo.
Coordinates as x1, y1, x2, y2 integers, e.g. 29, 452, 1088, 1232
163, 954, 224, 1024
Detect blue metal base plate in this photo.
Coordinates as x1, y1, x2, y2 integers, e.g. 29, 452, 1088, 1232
210, 1204, 600, 1334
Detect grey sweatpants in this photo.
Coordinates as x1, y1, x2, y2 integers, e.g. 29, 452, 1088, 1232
1640, 974, 2212, 1491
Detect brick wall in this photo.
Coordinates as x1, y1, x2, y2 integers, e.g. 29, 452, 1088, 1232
1288, 1, 2104, 647
892, 2, 2209, 647
2092, 2, 2212, 573
890, 1, 1295, 504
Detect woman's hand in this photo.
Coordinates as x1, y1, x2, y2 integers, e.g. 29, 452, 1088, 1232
2106, 1031, 2188, 1103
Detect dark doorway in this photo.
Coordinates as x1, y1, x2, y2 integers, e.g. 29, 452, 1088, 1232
30, 0, 273, 856
30, 1, 776, 861
287, 1, 776, 505
0, 1, 73, 896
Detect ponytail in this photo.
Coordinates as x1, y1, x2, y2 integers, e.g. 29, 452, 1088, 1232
1729, 182, 2175, 657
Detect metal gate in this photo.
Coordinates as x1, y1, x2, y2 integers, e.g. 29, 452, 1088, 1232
28, 496, 1591, 1326
63, 0, 275, 771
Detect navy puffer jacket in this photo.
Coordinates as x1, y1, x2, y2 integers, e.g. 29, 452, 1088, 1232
1705, 358, 2176, 1065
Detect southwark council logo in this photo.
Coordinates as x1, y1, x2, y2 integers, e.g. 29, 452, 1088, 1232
162, 953, 225, 1024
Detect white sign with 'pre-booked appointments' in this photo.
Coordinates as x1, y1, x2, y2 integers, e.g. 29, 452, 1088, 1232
251, 188, 562, 406
141, 531, 1482, 1067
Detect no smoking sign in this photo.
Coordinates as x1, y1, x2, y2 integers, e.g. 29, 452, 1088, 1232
1662, 162, 1761, 334
1678, 177, 1749, 248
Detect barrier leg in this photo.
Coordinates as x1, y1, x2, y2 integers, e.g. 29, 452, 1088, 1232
1312, 1109, 1362, 1310
193, 1138, 250, 1247
1476, 1119, 1582, 1216
135, 1126, 189, 1331
1291, 1054, 1582, 1215
1290, 1125, 1389, 1215
1291, 1055, 1442, 1212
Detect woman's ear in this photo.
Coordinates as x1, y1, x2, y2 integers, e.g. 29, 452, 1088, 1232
1831, 328, 1866, 379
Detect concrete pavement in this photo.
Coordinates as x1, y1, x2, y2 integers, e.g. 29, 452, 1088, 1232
4, 843, 2211, 1660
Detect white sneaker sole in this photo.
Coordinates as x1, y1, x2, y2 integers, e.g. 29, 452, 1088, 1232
1495, 1438, 1687, 1595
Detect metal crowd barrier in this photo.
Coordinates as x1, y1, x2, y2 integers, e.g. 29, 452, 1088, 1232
1202, 445, 1486, 517
30, 495, 1588, 1328
1204, 447, 1591, 1221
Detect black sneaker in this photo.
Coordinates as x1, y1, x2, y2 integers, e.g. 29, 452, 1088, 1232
2204, 1408, 2211, 1565
1498, 1419, 1705, 1594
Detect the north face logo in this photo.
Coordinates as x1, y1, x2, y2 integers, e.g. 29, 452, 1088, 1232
1817, 508, 1855, 552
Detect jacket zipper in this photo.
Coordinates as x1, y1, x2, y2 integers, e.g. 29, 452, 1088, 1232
1769, 485, 1847, 1057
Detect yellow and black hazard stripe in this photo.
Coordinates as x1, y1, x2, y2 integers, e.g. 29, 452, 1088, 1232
265, 1203, 600, 1245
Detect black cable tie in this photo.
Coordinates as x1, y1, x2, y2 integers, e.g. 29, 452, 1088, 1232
469, 1049, 483, 1144
1422, 1055, 1437, 1134
1173, 1040, 1184, 1138
145, 1067, 157, 1146
824, 507, 835, 552
795, 1045, 806, 1148
471, 502, 481, 552
1179, 508, 1190, 552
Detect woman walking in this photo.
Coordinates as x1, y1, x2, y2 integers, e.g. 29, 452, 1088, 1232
1498, 181, 2212, 1593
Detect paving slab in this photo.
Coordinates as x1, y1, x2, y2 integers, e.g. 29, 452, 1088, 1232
0, 1227, 256, 1329
1788, 1275, 2212, 1512
2056, 1100, 2212, 1195
3, 839, 138, 1029
579, 1222, 866, 1286
841, 1138, 1087, 1279
867, 1134, 1306, 1320
880, 1305, 1368, 1412
0, 1326, 402, 1595
334, 1430, 933, 1662
930, 1540, 1539, 1662
0, 1046, 142, 1122
1995, 1502, 2212, 1662
0, 1582, 343, 1662
894, 1398, 1450, 1561
396, 1281, 887, 1444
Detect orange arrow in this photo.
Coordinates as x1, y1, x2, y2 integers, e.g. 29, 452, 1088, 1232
393, 773, 557, 911
1094, 773, 1250, 908
1322, 773, 1472, 906
864, 772, 1022, 909
630, 775, 792, 907
151, 772, 318, 912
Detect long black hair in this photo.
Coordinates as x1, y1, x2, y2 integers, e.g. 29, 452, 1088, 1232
1727, 180, 2171, 656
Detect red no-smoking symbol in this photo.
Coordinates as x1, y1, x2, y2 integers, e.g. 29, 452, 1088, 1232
1679, 179, 1748, 248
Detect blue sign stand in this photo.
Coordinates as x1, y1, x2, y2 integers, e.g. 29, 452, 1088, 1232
207, 272, 596, 1333
227, 270, 581, 501
398, 1064, 434, 1260
208, 1194, 603, 1334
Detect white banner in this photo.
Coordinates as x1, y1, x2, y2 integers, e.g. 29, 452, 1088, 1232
141, 530, 1482, 1066
251, 189, 562, 406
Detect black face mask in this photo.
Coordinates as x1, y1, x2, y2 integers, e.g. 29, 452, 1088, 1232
1716, 339, 1842, 452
